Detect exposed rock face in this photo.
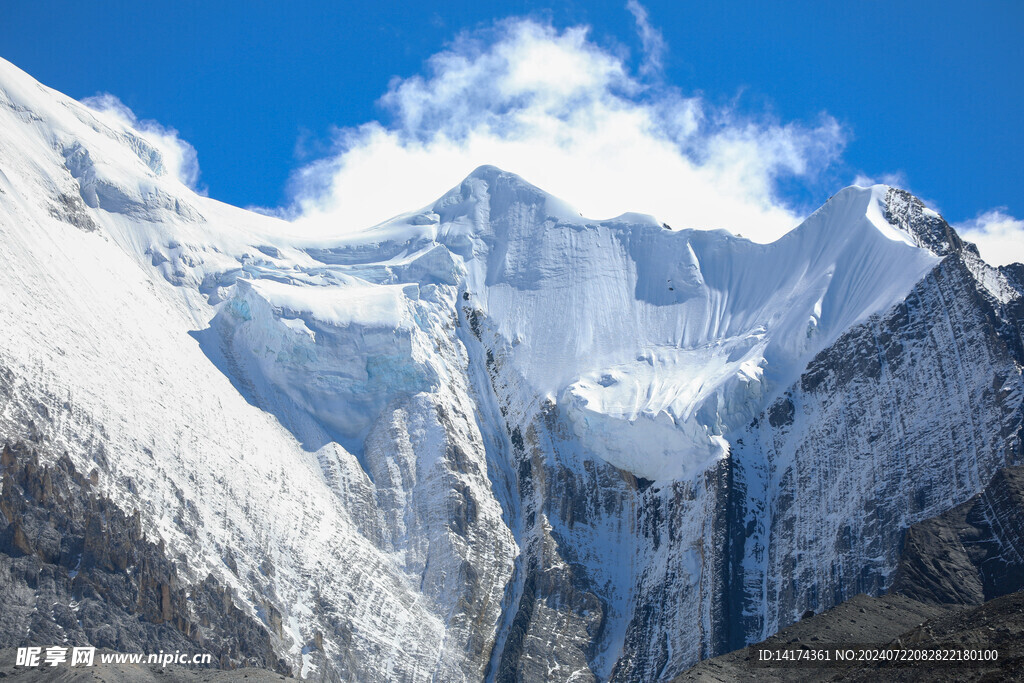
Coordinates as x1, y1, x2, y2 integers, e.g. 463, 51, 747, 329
677, 463, 1024, 682
730, 193, 1024, 655
0, 441, 287, 674
893, 465, 1024, 605
883, 187, 966, 256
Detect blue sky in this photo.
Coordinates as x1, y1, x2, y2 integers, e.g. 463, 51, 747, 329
2, 1, 1022, 260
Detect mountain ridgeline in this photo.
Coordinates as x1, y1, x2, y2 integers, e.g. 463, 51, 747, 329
0, 57, 1021, 681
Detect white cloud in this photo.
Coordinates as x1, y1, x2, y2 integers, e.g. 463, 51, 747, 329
852, 171, 908, 189
955, 208, 1024, 266
627, 0, 667, 77
287, 16, 847, 242
81, 93, 201, 190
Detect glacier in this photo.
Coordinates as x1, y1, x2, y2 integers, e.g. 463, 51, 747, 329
0, 55, 1021, 681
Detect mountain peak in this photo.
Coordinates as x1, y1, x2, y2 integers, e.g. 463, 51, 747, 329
807, 184, 975, 261
881, 187, 969, 257
464, 163, 512, 182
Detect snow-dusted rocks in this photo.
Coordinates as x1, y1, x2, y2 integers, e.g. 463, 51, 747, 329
0, 56, 1021, 681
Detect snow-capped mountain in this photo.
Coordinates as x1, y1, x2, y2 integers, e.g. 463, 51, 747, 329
0, 57, 1020, 681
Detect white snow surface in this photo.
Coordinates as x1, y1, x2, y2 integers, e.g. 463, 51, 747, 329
0, 55, 945, 675
414, 172, 938, 479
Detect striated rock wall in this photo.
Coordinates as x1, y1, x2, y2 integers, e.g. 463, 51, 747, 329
732, 213, 1024, 653
892, 464, 1024, 605
0, 441, 287, 673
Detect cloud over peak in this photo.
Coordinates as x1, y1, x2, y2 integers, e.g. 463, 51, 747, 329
81, 93, 202, 191
287, 12, 847, 241
956, 208, 1024, 267
66, 5, 1020, 267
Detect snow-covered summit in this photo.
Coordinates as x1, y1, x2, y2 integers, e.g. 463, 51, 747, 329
0, 49, 943, 482
295, 168, 937, 478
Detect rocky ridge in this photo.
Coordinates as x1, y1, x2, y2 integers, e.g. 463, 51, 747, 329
0, 440, 288, 674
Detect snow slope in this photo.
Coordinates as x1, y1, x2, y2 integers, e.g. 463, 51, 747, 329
330, 168, 939, 480
0, 58, 515, 682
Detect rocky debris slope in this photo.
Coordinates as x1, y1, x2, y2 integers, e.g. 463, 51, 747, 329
0, 441, 287, 674
674, 593, 950, 682
675, 591, 1024, 682
851, 591, 1024, 682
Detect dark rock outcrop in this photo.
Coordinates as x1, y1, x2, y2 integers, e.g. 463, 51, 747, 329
893, 465, 1024, 605
679, 462, 1024, 681
676, 591, 1024, 682
0, 441, 288, 675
